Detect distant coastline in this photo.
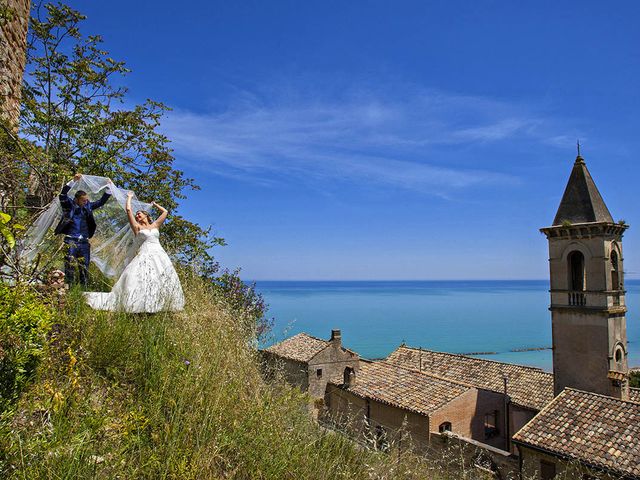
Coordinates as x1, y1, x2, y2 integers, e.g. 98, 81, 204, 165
255, 279, 640, 372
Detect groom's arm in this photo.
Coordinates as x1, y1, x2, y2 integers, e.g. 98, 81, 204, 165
60, 173, 83, 209
90, 191, 111, 210
59, 182, 74, 209
90, 179, 113, 210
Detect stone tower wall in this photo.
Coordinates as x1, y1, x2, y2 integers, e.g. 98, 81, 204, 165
543, 223, 629, 399
1, 0, 30, 128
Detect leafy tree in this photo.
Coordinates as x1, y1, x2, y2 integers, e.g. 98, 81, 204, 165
17, 1, 223, 275
10, 1, 269, 326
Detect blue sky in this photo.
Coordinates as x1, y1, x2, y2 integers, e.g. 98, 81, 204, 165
66, 1, 640, 280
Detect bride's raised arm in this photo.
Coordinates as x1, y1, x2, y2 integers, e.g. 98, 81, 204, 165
151, 201, 168, 227
125, 192, 140, 235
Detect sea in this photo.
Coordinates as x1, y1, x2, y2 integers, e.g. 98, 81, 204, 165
254, 279, 640, 372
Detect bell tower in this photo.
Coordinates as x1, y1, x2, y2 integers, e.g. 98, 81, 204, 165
540, 154, 629, 399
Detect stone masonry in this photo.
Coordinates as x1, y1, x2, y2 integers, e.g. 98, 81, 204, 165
1, 0, 30, 128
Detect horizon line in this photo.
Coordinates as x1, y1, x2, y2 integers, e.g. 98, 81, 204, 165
247, 278, 551, 282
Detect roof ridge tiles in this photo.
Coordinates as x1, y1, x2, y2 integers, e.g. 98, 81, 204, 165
289, 331, 328, 343
399, 345, 550, 374
330, 359, 473, 416
377, 359, 476, 389
564, 387, 640, 405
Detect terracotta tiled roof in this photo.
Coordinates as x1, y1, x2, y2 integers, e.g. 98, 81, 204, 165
331, 360, 472, 416
630, 388, 640, 404
386, 345, 554, 411
513, 388, 640, 478
264, 333, 329, 362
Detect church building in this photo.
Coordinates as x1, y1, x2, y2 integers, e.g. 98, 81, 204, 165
262, 152, 640, 480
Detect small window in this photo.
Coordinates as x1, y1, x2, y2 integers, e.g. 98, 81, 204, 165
316, 368, 323, 378
439, 422, 452, 433
484, 411, 499, 439
540, 460, 556, 480
614, 345, 625, 370
615, 349, 623, 363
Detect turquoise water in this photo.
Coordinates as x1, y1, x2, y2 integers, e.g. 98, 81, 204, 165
255, 280, 640, 372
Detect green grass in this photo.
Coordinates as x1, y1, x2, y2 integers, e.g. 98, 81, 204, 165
1, 273, 606, 479
1, 273, 457, 479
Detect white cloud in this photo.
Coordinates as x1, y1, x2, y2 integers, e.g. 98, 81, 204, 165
161, 85, 572, 194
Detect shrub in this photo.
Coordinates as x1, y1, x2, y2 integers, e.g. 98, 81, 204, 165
0, 283, 54, 413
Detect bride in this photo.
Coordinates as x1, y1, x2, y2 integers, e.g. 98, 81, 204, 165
84, 192, 185, 313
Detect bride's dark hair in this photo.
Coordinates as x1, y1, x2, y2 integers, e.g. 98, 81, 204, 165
137, 210, 153, 224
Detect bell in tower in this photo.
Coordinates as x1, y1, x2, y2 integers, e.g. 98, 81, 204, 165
540, 153, 629, 399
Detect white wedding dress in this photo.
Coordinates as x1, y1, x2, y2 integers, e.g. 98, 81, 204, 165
84, 228, 185, 313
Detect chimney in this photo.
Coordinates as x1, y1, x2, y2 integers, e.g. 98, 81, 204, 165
344, 367, 356, 387
330, 329, 342, 348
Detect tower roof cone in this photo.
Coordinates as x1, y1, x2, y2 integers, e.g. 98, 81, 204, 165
552, 155, 614, 226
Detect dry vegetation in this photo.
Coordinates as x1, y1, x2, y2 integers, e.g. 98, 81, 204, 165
0, 273, 461, 479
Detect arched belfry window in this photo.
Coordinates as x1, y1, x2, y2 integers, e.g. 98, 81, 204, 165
611, 250, 620, 291
568, 251, 585, 291
568, 251, 586, 306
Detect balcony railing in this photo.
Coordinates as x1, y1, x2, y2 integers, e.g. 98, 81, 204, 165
552, 289, 625, 308
568, 291, 586, 306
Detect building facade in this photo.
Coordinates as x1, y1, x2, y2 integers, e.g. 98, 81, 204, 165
261, 330, 359, 403
386, 345, 554, 452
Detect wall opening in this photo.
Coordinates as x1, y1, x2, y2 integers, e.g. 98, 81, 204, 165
374, 425, 389, 451
568, 250, 586, 305
484, 411, 499, 439
614, 345, 625, 371
611, 250, 620, 291
438, 421, 452, 433
540, 460, 556, 480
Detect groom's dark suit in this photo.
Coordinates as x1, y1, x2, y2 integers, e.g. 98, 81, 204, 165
56, 183, 111, 285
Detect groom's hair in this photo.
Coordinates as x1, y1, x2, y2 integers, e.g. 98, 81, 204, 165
74, 190, 88, 199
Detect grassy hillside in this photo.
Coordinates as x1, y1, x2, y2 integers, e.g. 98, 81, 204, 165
0, 273, 461, 479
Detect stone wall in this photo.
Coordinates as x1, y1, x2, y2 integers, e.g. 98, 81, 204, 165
323, 387, 520, 479
307, 334, 359, 399
260, 353, 309, 392
517, 445, 618, 480
430, 432, 519, 480
0, 0, 30, 128
323, 384, 429, 450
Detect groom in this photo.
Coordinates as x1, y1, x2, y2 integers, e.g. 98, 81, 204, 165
55, 173, 112, 286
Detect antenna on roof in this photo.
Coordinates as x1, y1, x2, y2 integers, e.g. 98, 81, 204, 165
577, 139, 581, 157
